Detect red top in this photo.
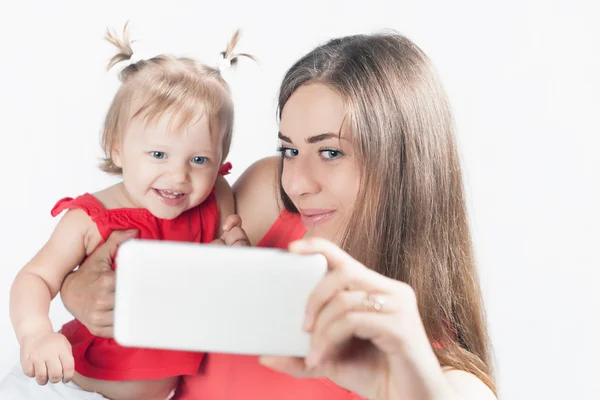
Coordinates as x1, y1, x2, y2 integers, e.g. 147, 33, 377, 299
52, 163, 231, 381
175, 209, 365, 399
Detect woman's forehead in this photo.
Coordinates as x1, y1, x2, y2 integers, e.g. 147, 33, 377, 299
280, 83, 349, 140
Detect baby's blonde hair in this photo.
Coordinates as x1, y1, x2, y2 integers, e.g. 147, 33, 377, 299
100, 24, 254, 174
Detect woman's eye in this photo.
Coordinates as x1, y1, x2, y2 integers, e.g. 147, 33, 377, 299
278, 146, 299, 159
150, 151, 166, 159
285, 149, 299, 158
191, 156, 207, 165
320, 149, 343, 160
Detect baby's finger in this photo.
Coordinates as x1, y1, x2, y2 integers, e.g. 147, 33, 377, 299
46, 356, 63, 384
34, 360, 48, 385
21, 358, 34, 378
222, 214, 243, 231
60, 353, 75, 383
223, 227, 250, 246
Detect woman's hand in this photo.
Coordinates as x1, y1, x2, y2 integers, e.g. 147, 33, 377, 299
259, 238, 453, 400
60, 230, 138, 338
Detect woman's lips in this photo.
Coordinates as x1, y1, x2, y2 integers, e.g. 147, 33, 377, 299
299, 209, 336, 228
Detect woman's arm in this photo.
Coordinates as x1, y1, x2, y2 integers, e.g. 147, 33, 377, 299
443, 368, 496, 400
232, 156, 282, 245
260, 238, 497, 400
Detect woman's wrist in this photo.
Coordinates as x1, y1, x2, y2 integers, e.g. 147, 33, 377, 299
383, 347, 452, 400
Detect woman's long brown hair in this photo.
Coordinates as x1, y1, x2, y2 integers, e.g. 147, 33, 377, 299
277, 32, 496, 395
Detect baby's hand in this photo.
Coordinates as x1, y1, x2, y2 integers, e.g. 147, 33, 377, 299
20, 331, 74, 385
212, 214, 250, 246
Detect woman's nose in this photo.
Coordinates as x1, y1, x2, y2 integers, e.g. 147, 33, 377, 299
283, 160, 320, 197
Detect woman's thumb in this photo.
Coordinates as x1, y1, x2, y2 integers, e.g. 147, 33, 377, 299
103, 230, 138, 259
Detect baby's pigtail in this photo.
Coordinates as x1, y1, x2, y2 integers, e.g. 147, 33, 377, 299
220, 29, 258, 68
105, 21, 137, 73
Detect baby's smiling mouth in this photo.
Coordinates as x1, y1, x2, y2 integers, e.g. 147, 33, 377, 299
153, 189, 185, 199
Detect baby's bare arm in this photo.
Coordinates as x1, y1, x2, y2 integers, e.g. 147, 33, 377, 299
11, 209, 90, 341
10, 209, 91, 384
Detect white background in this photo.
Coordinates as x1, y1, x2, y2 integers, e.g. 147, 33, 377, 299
0, 1, 598, 399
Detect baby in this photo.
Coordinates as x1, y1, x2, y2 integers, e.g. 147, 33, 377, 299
3, 25, 252, 400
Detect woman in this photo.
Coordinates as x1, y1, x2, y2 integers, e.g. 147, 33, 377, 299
60, 31, 497, 399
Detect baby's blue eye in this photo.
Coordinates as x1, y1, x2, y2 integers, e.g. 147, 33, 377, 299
150, 151, 166, 159
192, 156, 207, 165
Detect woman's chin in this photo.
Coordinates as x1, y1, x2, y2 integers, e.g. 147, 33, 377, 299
303, 226, 339, 243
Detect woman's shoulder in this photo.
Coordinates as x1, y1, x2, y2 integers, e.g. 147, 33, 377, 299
442, 367, 497, 399
232, 156, 283, 245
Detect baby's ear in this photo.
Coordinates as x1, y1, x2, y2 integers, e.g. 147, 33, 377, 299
111, 145, 123, 168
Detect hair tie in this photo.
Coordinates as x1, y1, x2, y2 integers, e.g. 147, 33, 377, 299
217, 52, 232, 72
123, 53, 142, 68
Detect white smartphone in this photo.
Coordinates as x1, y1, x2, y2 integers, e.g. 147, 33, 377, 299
113, 239, 327, 357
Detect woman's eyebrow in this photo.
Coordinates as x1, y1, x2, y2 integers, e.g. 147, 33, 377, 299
307, 133, 339, 143
278, 132, 347, 144
278, 132, 293, 143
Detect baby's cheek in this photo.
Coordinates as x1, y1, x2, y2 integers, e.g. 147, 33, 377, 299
191, 181, 215, 205
134, 165, 162, 188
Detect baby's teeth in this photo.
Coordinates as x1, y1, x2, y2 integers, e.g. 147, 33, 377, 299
159, 190, 182, 198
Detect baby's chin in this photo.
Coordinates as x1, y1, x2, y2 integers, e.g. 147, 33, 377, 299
146, 194, 207, 220
146, 204, 193, 220
148, 209, 184, 220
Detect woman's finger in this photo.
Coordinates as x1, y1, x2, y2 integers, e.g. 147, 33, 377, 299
307, 311, 394, 368
88, 230, 138, 269
86, 308, 115, 338
96, 271, 117, 295
258, 356, 315, 379
310, 290, 393, 340
290, 238, 398, 331
89, 310, 114, 329
289, 238, 357, 271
